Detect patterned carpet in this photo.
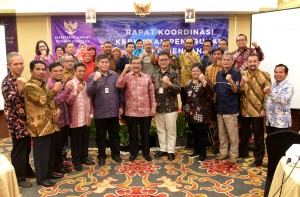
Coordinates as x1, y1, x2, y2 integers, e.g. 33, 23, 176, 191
0, 137, 267, 197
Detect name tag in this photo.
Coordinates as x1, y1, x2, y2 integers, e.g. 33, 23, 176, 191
158, 87, 164, 94
188, 90, 192, 97
105, 87, 109, 94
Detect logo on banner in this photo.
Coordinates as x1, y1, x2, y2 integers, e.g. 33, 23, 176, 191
64, 20, 78, 35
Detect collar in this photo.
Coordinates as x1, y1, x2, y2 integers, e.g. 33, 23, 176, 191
129, 71, 142, 77
223, 67, 234, 75
159, 67, 171, 74
74, 76, 85, 85
275, 79, 287, 86
30, 78, 44, 86
238, 47, 249, 53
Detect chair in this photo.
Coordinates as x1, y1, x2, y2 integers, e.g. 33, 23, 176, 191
264, 130, 300, 197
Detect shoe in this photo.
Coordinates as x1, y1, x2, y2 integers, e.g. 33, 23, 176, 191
37, 179, 55, 187
143, 154, 152, 162
81, 158, 95, 165
216, 155, 228, 160
112, 155, 122, 163
129, 155, 137, 161
18, 180, 33, 188
168, 153, 175, 161
198, 155, 206, 163
251, 160, 262, 167
188, 153, 199, 158
154, 151, 167, 158
74, 165, 82, 171
98, 158, 106, 166
48, 173, 64, 179
57, 167, 71, 173
26, 172, 36, 178
229, 158, 237, 164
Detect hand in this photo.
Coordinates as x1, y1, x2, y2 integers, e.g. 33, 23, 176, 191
41, 51, 46, 59
123, 64, 131, 74
119, 108, 124, 119
215, 60, 222, 66
16, 77, 26, 94
65, 81, 74, 90
199, 73, 206, 81
241, 75, 248, 85
154, 46, 159, 52
260, 110, 266, 117
225, 74, 233, 83
53, 109, 61, 122
263, 86, 271, 95
252, 42, 258, 48
62, 75, 72, 83
162, 76, 171, 86
185, 52, 191, 58
53, 81, 63, 92
150, 108, 156, 116
204, 50, 209, 56
93, 71, 102, 81
75, 49, 80, 56
76, 83, 84, 93
88, 115, 93, 125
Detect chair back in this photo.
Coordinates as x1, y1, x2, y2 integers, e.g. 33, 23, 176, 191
266, 130, 300, 177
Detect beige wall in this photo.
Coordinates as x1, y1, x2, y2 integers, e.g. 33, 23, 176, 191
16, 15, 251, 79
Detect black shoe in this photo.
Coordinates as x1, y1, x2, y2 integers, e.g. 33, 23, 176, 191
198, 155, 206, 162
129, 155, 137, 161
74, 165, 82, 171
81, 158, 95, 165
188, 153, 198, 158
143, 154, 152, 162
57, 167, 71, 173
26, 172, 36, 178
168, 153, 175, 161
98, 158, 106, 166
48, 173, 64, 179
112, 155, 122, 163
37, 179, 55, 187
251, 160, 262, 167
18, 180, 33, 188
154, 151, 167, 158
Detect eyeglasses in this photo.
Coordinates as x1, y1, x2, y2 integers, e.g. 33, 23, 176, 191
65, 60, 75, 63
131, 62, 141, 65
158, 58, 169, 62
236, 39, 246, 42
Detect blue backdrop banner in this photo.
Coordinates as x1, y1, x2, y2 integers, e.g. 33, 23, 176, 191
51, 16, 228, 56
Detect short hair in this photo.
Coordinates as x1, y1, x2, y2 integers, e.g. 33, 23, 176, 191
247, 53, 259, 60
184, 36, 195, 44
237, 34, 247, 41
49, 62, 63, 72
161, 39, 171, 46
219, 39, 228, 45
74, 62, 86, 71
103, 41, 112, 46
136, 39, 143, 44
222, 52, 234, 61
35, 40, 50, 55
59, 54, 74, 64
275, 64, 289, 74
129, 56, 141, 64
157, 50, 170, 59
203, 39, 213, 46
212, 47, 224, 55
96, 54, 109, 62
64, 42, 74, 48
126, 42, 135, 48
55, 45, 65, 53
29, 60, 46, 71
191, 63, 201, 71
7, 52, 23, 65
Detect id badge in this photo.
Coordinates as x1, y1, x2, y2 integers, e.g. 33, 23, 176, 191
188, 90, 192, 97
158, 87, 164, 94
105, 87, 109, 94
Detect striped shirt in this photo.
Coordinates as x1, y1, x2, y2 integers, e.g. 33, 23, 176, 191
240, 69, 271, 117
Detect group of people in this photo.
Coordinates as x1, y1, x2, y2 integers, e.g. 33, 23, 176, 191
2, 33, 294, 189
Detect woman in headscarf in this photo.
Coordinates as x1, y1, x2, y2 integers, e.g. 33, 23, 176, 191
87, 45, 97, 62
82, 51, 96, 81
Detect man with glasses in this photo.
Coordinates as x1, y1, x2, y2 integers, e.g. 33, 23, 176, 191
200, 39, 213, 74
61, 54, 75, 83
152, 51, 180, 161
232, 34, 264, 71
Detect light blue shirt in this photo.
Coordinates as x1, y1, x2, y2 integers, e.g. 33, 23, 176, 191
266, 79, 294, 128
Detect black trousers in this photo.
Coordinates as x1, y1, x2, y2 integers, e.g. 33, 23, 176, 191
188, 123, 209, 156
94, 117, 120, 159
51, 127, 68, 171
266, 126, 288, 135
239, 116, 265, 161
32, 134, 53, 183
11, 135, 34, 182
126, 116, 152, 156
70, 126, 90, 166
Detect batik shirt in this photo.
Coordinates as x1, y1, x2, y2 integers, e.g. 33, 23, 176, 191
1, 73, 29, 139
179, 50, 200, 87
152, 68, 180, 113
232, 46, 264, 71
266, 80, 294, 128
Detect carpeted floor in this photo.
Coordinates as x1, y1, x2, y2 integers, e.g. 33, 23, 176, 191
0, 137, 267, 197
